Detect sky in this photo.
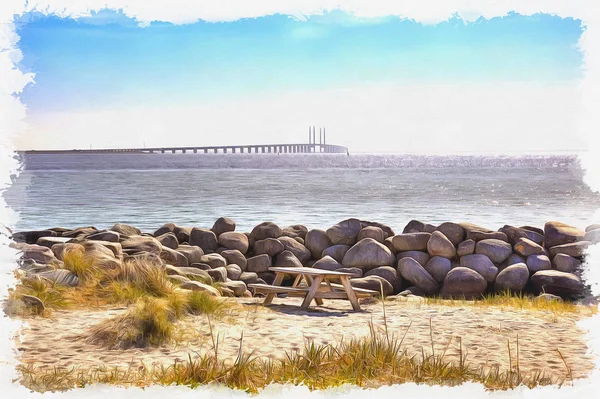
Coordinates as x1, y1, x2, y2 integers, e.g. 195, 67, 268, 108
13, 9, 586, 153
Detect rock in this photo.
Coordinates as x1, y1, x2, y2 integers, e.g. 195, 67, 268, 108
246, 254, 272, 273
584, 228, 600, 244
521, 225, 545, 236
398, 286, 425, 296
326, 218, 363, 245
338, 267, 363, 277
257, 272, 275, 285
86, 230, 121, 242
154, 223, 176, 237
62, 227, 97, 239
383, 237, 395, 252
531, 270, 584, 297
109, 223, 140, 236
397, 251, 430, 267
217, 232, 249, 254
457, 240, 476, 257
549, 242, 590, 258
221, 249, 247, 270
282, 225, 308, 239
552, 254, 581, 273
439, 267, 488, 299
166, 266, 212, 284
199, 254, 227, 269
499, 253, 526, 271
475, 239, 512, 264
190, 263, 212, 271
403, 220, 436, 234
225, 264, 243, 280
536, 293, 563, 302
427, 231, 456, 259
459, 254, 498, 282
494, 263, 529, 292
254, 238, 284, 257
513, 238, 545, 257
206, 267, 227, 283
392, 233, 431, 252
20, 260, 55, 274
341, 238, 395, 271
38, 269, 80, 287
360, 221, 395, 238
12, 230, 58, 244
18, 244, 58, 264
498, 225, 536, 246
278, 236, 311, 263
212, 217, 236, 237
239, 272, 261, 285
274, 250, 303, 268
544, 221, 585, 249
81, 241, 122, 258
121, 236, 162, 256
50, 242, 85, 261
350, 276, 393, 297
435, 222, 465, 246
160, 247, 189, 267
249, 222, 283, 243
294, 237, 305, 245
312, 255, 343, 271
20, 294, 45, 314
321, 245, 351, 263
176, 245, 204, 265
179, 281, 220, 296
466, 230, 508, 242
526, 255, 551, 274
365, 266, 402, 294
174, 227, 193, 244
189, 228, 219, 252
155, 233, 179, 250
586, 224, 600, 232
36, 236, 72, 249
168, 274, 191, 285
305, 229, 332, 259
397, 257, 438, 295
357, 226, 385, 243
424, 256, 452, 283
222, 280, 247, 296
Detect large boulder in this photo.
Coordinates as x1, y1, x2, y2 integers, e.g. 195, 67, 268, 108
439, 267, 487, 299
465, 228, 508, 242
249, 222, 282, 243
221, 249, 247, 270
51, 242, 85, 261
494, 263, 529, 292
360, 220, 395, 238
350, 276, 393, 297
153, 223, 176, 237
424, 256, 452, 283
498, 225, 533, 245
166, 265, 212, 284
397, 251, 430, 267
475, 239, 512, 264
499, 253, 526, 271
199, 254, 227, 269
211, 217, 236, 237
274, 250, 303, 268
246, 254, 272, 273
189, 228, 219, 252
357, 226, 385, 243
278, 236, 311, 263
176, 245, 204, 265
17, 244, 58, 264
179, 281, 220, 296
120, 236, 162, 256
326, 218, 362, 246
160, 247, 189, 267
544, 221, 585, 249
531, 270, 584, 297
585, 228, 600, 244
341, 238, 395, 271
513, 238, 545, 257
526, 255, 551, 274
218, 232, 249, 254
403, 220, 436, 234
457, 240, 476, 257
321, 245, 351, 263
12, 230, 57, 244
548, 242, 590, 258
174, 227, 193, 244
435, 222, 465, 246
239, 272, 263, 285
85, 230, 120, 243
521, 225, 545, 236
62, 227, 98, 239
36, 236, 73, 249
155, 232, 179, 249
397, 257, 438, 295
109, 223, 140, 236
552, 254, 581, 273
392, 233, 431, 252
427, 231, 456, 259
225, 264, 243, 280
365, 266, 402, 294
206, 267, 228, 283
37, 269, 80, 287
282, 225, 308, 239
312, 255, 343, 271
222, 280, 247, 297
81, 241, 122, 258
459, 254, 498, 282
254, 238, 285, 257
305, 229, 332, 259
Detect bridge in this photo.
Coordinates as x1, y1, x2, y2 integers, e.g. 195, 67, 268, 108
20, 127, 349, 155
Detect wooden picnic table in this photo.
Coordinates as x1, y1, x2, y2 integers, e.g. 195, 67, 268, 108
248, 267, 378, 311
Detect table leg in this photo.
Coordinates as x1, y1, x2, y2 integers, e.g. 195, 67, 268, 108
301, 275, 324, 309
292, 275, 302, 287
339, 276, 361, 311
263, 272, 285, 305
304, 275, 324, 306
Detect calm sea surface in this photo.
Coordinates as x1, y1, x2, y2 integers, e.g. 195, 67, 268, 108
3, 153, 599, 233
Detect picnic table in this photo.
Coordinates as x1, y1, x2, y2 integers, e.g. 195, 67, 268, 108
248, 267, 378, 311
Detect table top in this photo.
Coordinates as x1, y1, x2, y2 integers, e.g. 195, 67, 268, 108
268, 266, 356, 277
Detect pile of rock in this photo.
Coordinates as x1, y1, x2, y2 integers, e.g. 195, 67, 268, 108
10, 219, 598, 300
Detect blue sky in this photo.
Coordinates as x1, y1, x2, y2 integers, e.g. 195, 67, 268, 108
16, 10, 583, 114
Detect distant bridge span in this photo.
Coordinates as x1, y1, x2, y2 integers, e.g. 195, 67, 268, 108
20, 143, 349, 155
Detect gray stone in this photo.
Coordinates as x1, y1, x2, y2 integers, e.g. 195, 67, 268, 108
225, 264, 243, 280
305, 229, 333, 260
189, 228, 219, 252
439, 267, 488, 299
552, 254, 581, 273
81, 241, 122, 258
246, 254, 272, 273
337, 267, 363, 277
199, 253, 227, 269
396, 251, 430, 267
109, 223, 140, 236
427, 231, 456, 259
398, 286, 425, 297
282, 225, 308, 239
218, 231, 249, 254
584, 228, 600, 244
475, 239, 512, 264
321, 245, 351, 263
392, 232, 431, 252
12, 229, 58, 244
357, 226, 385, 243
222, 280, 247, 296
350, 276, 393, 297
206, 267, 227, 283
403, 220, 436, 234
466, 230, 508, 243
278, 236, 311, 263
326, 218, 363, 245
424, 256, 452, 283
166, 266, 212, 284
531, 270, 584, 297
85, 231, 120, 243
121, 235, 162, 255
526, 254, 551, 274
274, 250, 303, 268
459, 254, 498, 282
176, 245, 204, 265
211, 217, 236, 237
153, 223, 176, 237
457, 240, 476, 257
360, 220, 395, 238
179, 281, 220, 296
499, 253, 526, 271
312, 255, 343, 271
549, 242, 590, 258
18, 244, 58, 264
536, 293, 563, 302
221, 249, 247, 270
239, 272, 261, 285
38, 269, 80, 287
435, 222, 465, 246
249, 222, 282, 243
365, 266, 402, 294
254, 238, 285, 257
342, 238, 395, 271
544, 221, 585, 249
257, 272, 276, 285
494, 263, 529, 292
397, 257, 438, 295
160, 247, 189, 267
190, 263, 212, 271
50, 242, 85, 261
155, 232, 179, 249
513, 237, 545, 257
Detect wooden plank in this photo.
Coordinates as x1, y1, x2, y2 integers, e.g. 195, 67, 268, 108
268, 267, 357, 277
262, 271, 287, 305
339, 275, 361, 311
301, 275, 324, 309
305, 275, 324, 306
326, 282, 378, 294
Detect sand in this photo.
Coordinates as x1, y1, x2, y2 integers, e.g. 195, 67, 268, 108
14, 297, 598, 381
